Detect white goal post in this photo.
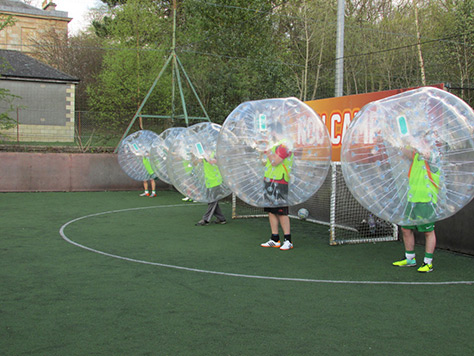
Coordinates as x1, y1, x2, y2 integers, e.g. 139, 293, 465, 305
231, 161, 399, 245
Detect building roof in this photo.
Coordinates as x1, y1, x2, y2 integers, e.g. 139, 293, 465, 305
0, 49, 78, 83
0, 0, 70, 20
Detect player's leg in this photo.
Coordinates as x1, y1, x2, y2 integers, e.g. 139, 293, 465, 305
277, 209, 293, 250
425, 230, 436, 254
212, 202, 226, 224
195, 202, 215, 226
140, 180, 150, 196
150, 179, 157, 197
261, 211, 281, 247
392, 227, 416, 267
417, 227, 436, 273
278, 214, 290, 235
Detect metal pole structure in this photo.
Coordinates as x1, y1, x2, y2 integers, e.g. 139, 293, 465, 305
114, 54, 173, 152
334, 0, 345, 97
114, 0, 210, 152
171, 0, 177, 120
173, 55, 189, 125
171, 0, 189, 126
176, 55, 210, 122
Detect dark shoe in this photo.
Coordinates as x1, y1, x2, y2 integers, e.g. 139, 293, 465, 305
195, 220, 209, 226
214, 219, 227, 225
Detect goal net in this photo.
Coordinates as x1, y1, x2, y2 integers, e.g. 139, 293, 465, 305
231, 161, 398, 245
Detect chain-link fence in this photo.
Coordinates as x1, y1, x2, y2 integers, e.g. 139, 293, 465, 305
0, 109, 187, 152
1, 86, 472, 152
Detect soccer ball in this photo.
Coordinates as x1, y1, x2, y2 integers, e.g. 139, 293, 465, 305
298, 208, 309, 220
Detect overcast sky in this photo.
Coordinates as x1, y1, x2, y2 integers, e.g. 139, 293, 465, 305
29, 0, 103, 34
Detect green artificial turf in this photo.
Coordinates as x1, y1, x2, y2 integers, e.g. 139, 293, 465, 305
1, 191, 473, 355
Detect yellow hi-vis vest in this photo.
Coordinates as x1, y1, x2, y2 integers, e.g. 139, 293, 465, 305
203, 158, 223, 188
142, 157, 154, 175
264, 142, 293, 183
407, 153, 440, 204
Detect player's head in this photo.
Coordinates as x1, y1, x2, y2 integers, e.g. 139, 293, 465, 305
268, 121, 283, 142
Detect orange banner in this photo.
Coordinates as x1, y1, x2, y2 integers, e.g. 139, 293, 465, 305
305, 84, 445, 161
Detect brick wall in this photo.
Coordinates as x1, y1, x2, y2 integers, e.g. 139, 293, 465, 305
0, 152, 171, 192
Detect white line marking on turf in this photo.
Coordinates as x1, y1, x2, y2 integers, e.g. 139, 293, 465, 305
59, 205, 474, 286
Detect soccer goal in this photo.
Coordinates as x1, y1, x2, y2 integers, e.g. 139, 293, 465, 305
231, 161, 398, 245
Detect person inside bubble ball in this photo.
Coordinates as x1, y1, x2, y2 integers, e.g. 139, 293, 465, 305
393, 131, 441, 273
195, 151, 227, 226
260, 122, 294, 251
140, 156, 157, 197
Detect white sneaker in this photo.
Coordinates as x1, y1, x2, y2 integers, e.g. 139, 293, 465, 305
280, 240, 293, 250
260, 239, 281, 248
140, 192, 149, 197
150, 192, 156, 197
182, 196, 191, 201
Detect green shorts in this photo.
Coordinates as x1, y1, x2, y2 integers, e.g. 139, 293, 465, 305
400, 222, 435, 232
404, 202, 436, 221
401, 202, 436, 232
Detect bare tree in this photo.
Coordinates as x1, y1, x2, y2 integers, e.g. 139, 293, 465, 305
30, 29, 105, 111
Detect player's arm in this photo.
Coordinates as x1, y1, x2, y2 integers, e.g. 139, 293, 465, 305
267, 152, 284, 166
267, 144, 289, 166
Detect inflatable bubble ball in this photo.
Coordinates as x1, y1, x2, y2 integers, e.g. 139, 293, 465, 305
341, 86, 474, 226
166, 122, 232, 203
117, 130, 160, 181
216, 97, 332, 208
149, 127, 186, 184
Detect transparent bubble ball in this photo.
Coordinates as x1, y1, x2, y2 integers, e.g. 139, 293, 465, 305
167, 122, 232, 203
216, 97, 332, 207
341, 87, 474, 226
149, 127, 186, 184
117, 130, 160, 181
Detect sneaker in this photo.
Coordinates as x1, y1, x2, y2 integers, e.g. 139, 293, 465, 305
392, 258, 416, 267
260, 239, 281, 248
150, 192, 157, 197
280, 240, 293, 250
195, 220, 209, 226
417, 263, 433, 273
139, 192, 150, 197
214, 219, 227, 225
182, 197, 191, 201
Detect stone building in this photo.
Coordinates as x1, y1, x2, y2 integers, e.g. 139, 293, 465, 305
0, 1, 77, 142
0, 49, 79, 142
0, 0, 70, 54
